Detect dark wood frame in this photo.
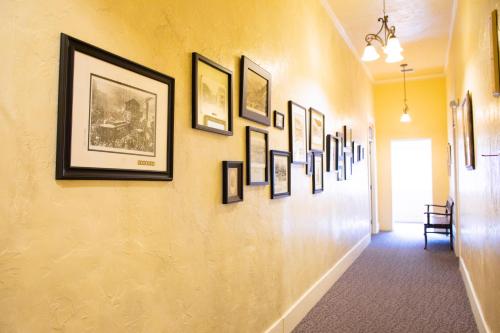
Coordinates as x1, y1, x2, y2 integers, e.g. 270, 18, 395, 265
351, 141, 356, 164
462, 91, 475, 170
270, 150, 291, 199
56, 33, 175, 181
288, 101, 308, 164
309, 108, 325, 152
246, 126, 269, 185
492, 10, 500, 97
312, 152, 324, 193
274, 110, 285, 129
336, 131, 345, 181
326, 134, 339, 172
240, 56, 271, 126
192, 52, 233, 135
305, 151, 313, 175
222, 161, 243, 204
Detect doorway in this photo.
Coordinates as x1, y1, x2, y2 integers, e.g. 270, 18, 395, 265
391, 139, 433, 224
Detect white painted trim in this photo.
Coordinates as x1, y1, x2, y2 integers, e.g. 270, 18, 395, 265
374, 73, 446, 85
264, 234, 371, 333
444, 0, 458, 70
459, 258, 491, 333
319, 0, 374, 82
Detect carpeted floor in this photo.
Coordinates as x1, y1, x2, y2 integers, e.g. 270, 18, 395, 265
293, 223, 478, 333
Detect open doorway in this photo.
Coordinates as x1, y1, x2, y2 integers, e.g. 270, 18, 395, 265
391, 139, 433, 228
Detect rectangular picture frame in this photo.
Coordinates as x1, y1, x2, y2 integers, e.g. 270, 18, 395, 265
312, 152, 324, 193
492, 9, 500, 97
462, 91, 475, 170
246, 126, 269, 185
288, 101, 308, 164
270, 150, 291, 199
56, 33, 175, 181
326, 134, 339, 172
274, 110, 285, 129
309, 108, 325, 152
240, 56, 271, 126
192, 52, 233, 136
222, 161, 243, 204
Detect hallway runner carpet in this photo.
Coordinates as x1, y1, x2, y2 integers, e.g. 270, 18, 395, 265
293, 224, 478, 333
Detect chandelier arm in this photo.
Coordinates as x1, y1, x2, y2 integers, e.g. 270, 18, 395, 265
365, 33, 384, 45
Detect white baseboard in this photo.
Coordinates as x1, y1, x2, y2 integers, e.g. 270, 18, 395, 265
459, 258, 491, 333
264, 234, 371, 333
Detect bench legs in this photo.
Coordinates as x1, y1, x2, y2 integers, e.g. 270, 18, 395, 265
424, 225, 427, 249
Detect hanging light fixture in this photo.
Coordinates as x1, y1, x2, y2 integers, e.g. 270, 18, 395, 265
361, 0, 404, 63
400, 63, 413, 123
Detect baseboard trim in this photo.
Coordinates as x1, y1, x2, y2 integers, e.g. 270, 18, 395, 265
264, 233, 371, 333
459, 258, 491, 333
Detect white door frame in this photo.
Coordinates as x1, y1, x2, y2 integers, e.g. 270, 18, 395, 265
368, 125, 379, 234
450, 99, 461, 257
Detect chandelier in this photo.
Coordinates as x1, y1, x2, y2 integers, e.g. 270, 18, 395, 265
361, 0, 404, 63
400, 64, 412, 123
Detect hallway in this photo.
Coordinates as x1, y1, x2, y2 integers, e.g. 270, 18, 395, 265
293, 224, 477, 332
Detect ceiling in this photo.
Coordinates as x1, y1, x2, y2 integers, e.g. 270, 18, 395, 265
326, 0, 454, 82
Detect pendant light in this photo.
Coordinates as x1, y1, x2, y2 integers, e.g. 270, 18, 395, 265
400, 64, 413, 123
361, 0, 404, 63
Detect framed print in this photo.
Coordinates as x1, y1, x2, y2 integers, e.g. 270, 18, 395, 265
342, 125, 352, 154
462, 91, 475, 170
288, 101, 308, 164
326, 134, 339, 172
309, 108, 325, 152
305, 151, 314, 175
344, 152, 352, 180
351, 141, 356, 164
492, 10, 500, 97
222, 161, 243, 204
357, 144, 362, 162
270, 150, 291, 199
56, 33, 174, 181
274, 110, 285, 129
312, 152, 324, 193
240, 56, 271, 125
246, 126, 269, 185
192, 52, 233, 135
336, 131, 345, 181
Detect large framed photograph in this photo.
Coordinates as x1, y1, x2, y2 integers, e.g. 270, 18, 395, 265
492, 10, 500, 97
246, 126, 269, 185
56, 34, 174, 180
312, 152, 324, 194
270, 150, 291, 199
222, 161, 243, 204
309, 108, 325, 152
462, 91, 475, 170
192, 53, 233, 135
326, 134, 339, 172
240, 56, 271, 126
288, 101, 308, 164
274, 110, 285, 129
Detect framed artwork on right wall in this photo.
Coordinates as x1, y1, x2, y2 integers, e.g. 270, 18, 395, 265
491, 9, 500, 97
462, 91, 475, 170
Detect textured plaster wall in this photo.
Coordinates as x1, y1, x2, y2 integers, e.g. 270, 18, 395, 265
374, 78, 449, 231
446, 0, 500, 331
0, 0, 373, 332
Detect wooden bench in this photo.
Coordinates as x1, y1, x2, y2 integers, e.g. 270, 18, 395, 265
424, 198, 454, 250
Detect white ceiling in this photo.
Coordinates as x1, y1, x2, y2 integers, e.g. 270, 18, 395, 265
326, 0, 454, 81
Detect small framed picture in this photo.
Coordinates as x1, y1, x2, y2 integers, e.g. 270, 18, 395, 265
492, 10, 500, 97
240, 56, 271, 126
357, 144, 362, 162
344, 152, 353, 180
462, 91, 475, 170
270, 150, 291, 199
336, 131, 345, 181
326, 134, 339, 172
342, 125, 352, 154
192, 52, 233, 135
56, 34, 175, 181
288, 101, 308, 164
305, 151, 314, 176
246, 126, 269, 185
309, 108, 325, 152
274, 110, 285, 129
222, 161, 243, 204
312, 152, 324, 193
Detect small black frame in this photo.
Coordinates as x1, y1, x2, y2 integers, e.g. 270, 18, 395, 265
246, 126, 269, 185
192, 52, 233, 136
288, 101, 308, 164
222, 161, 243, 204
309, 108, 325, 152
326, 134, 339, 172
56, 33, 175, 181
270, 150, 291, 199
312, 152, 324, 194
274, 110, 285, 129
240, 56, 271, 126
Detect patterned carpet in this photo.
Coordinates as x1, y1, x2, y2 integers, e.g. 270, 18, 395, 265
293, 223, 478, 333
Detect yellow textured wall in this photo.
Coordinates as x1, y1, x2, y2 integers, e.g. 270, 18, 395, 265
446, 0, 500, 331
374, 78, 449, 231
0, 0, 373, 332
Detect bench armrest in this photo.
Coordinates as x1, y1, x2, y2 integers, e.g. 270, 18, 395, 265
425, 204, 447, 207
424, 212, 450, 216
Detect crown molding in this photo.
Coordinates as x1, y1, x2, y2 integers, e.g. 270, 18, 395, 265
319, 0, 374, 82
374, 73, 446, 85
444, 0, 458, 70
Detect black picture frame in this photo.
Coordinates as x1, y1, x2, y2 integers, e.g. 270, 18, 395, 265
462, 91, 475, 170
288, 101, 308, 164
492, 10, 500, 97
336, 131, 345, 181
309, 108, 325, 152
312, 152, 324, 194
351, 141, 356, 164
270, 150, 291, 199
56, 33, 175, 181
274, 110, 285, 129
240, 56, 271, 126
305, 151, 313, 175
192, 52, 233, 136
326, 134, 339, 172
222, 161, 243, 204
246, 126, 269, 185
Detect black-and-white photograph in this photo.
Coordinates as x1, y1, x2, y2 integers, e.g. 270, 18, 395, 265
222, 161, 243, 204
310, 108, 325, 152
89, 75, 157, 156
274, 110, 285, 129
271, 150, 291, 198
240, 56, 271, 126
246, 126, 269, 185
289, 101, 307, 164
246, 70, 267, 116
313, 152, 324, 193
